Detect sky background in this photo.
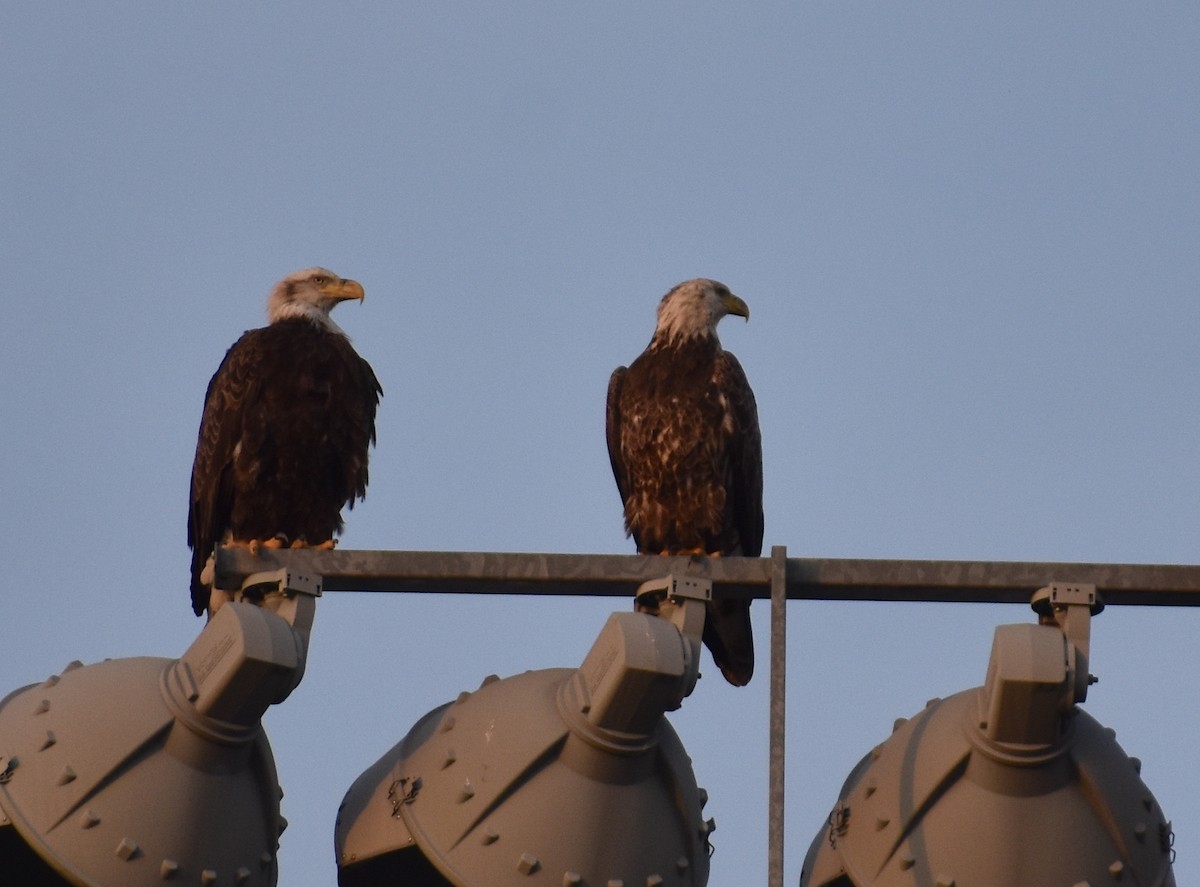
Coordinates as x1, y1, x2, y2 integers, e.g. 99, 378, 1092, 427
3, 4, 1198, 885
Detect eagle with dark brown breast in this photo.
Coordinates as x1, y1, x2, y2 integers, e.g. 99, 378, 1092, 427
606, 278, 764, 686
188, 268, 382, 617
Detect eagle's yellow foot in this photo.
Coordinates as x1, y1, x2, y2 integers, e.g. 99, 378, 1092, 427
244, 535, 288, 556
284, 538, 336, 550
278, 537, 336, 552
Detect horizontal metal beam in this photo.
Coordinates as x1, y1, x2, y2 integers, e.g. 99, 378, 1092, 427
785, 558, 1200, 606
213, 547, 1200, 607
215, 548, 770, 598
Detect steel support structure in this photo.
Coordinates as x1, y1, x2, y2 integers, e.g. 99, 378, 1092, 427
216, 547, 1200, 606
768, 546, 788, 887
213, 546, 1200, 887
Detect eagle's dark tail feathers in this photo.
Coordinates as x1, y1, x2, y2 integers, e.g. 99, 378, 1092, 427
702, 597, 754, 687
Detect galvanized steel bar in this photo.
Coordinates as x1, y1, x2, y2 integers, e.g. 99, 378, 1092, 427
783, 558, 1200, 606
214, 547, 771, 597
214, 547, 1200, 606
768, 546, 788, 887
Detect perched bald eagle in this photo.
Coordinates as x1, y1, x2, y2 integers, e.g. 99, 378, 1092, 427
188, 268, 382, 616
606, 279, 764, 686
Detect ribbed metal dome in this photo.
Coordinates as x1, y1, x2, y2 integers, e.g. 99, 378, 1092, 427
801, 622, 1177, 887
0, 601, 303, 887
336, 609, 713, 887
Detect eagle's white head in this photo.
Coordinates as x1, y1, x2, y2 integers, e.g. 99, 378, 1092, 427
654, 278, 750, 346
266, 267, 365, 335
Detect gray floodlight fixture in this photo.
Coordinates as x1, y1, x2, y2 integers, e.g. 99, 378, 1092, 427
336, 574, 715, 887
800, 583, 1177, 887
0, 569, 319, 887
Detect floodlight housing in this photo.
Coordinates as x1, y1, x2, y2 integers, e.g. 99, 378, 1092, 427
0, 583, 315, 887
800, 585, 1176, 887
336, 577, 715, 887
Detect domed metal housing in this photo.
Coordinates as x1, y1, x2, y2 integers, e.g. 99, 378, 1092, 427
0, 601, 306, 887
336, 607, 713, 887
800, 620, 1177, 887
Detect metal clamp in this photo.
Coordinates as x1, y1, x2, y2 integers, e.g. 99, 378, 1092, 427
239, 568, 322, 602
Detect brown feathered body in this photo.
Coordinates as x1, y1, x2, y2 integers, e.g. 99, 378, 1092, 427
606, 279, 763, 685
188, 271, 381, 616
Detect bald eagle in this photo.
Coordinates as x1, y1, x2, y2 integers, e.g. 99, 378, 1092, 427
188, 268, 382, 616
606, 279, 764, 686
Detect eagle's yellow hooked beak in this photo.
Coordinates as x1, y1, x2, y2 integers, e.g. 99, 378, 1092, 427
320, 277, 365, 303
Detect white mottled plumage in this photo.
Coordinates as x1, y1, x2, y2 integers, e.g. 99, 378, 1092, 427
606, 278, 763, 686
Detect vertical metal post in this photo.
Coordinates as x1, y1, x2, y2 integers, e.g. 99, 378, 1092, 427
768, 545, 787, 887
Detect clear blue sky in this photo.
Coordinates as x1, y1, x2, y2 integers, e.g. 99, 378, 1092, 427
3, 5, 1198, 885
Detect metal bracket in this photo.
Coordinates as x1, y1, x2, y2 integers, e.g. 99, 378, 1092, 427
1031, 582, 1101, 659
634, 574, 713, 607
635, 575, 710, 657
1031, 582, 1103, 703
238, 568, 322, 601
233, 568, 322, 652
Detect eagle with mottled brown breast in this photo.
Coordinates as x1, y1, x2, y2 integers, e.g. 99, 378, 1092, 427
188, 268, 382, 617
606, 278, 764, 686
